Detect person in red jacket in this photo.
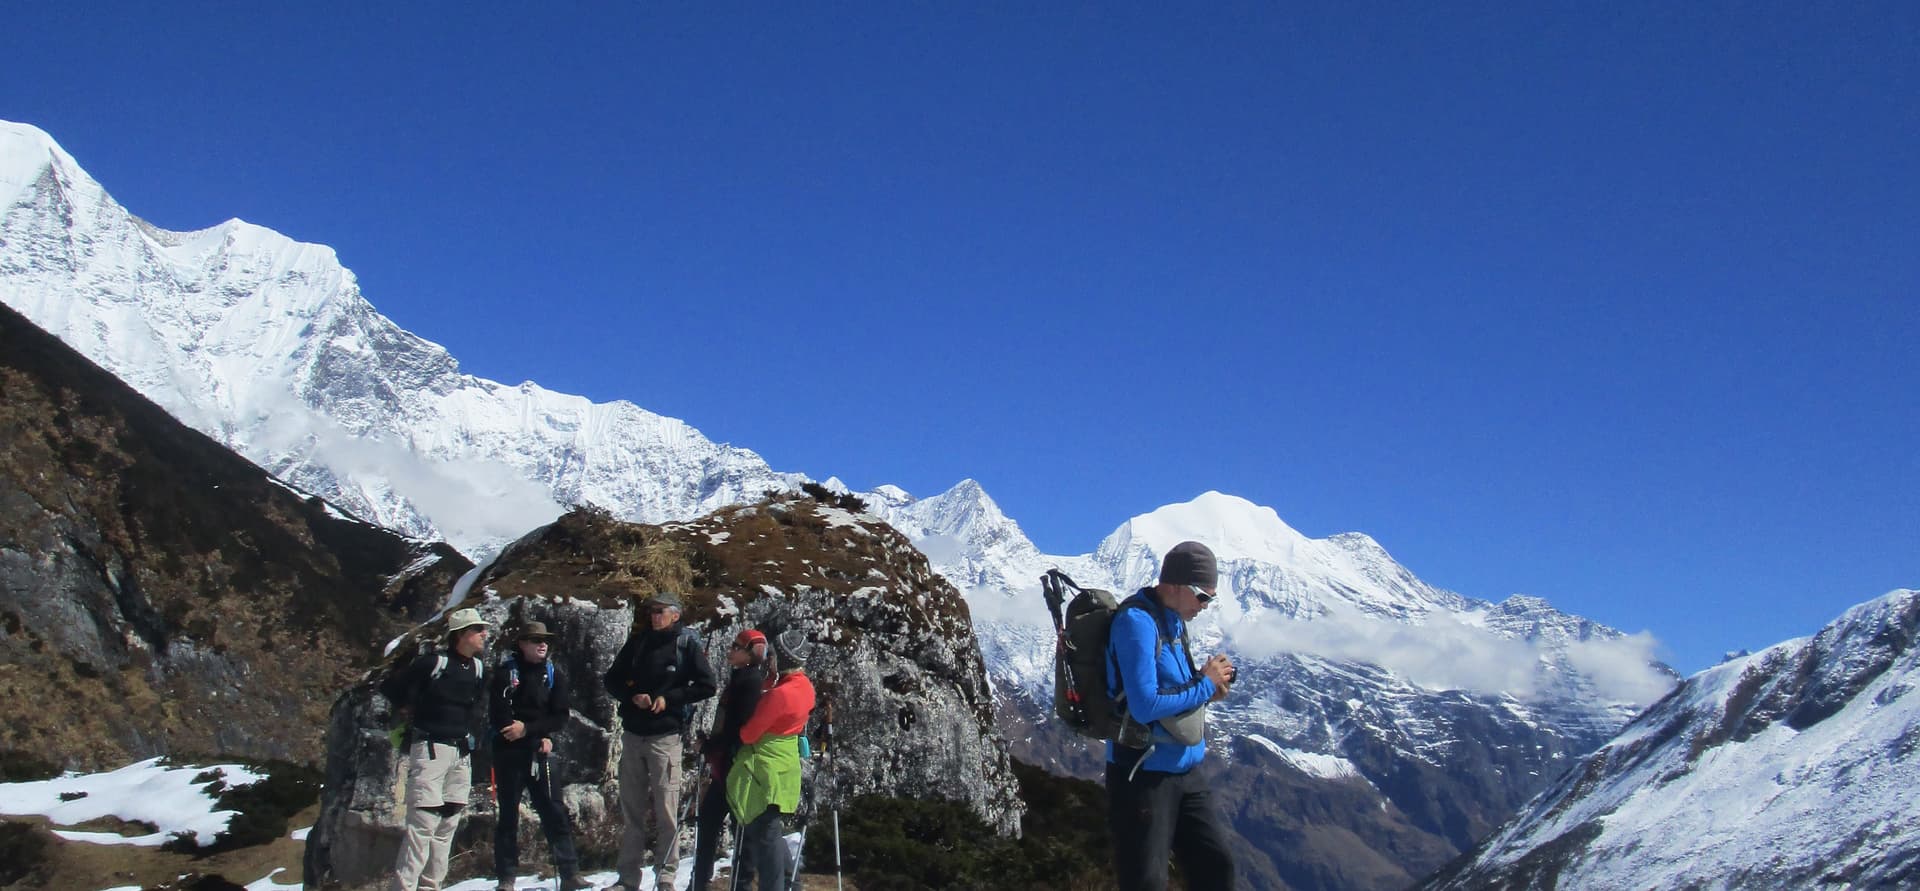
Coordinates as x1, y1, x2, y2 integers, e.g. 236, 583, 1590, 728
726, 630, 816, 890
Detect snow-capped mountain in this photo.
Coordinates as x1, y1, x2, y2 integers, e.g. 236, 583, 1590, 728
4, 118, 1673, 888
0, 120, 801, 554
866, 484, 1671, 888
1423, 589, 1920, 890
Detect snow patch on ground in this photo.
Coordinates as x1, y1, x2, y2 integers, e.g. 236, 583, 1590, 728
0, 757, 263, 847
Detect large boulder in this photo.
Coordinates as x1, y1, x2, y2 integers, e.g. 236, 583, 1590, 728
306, 498, 1023, 888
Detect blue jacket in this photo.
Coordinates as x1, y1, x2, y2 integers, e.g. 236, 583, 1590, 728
1105, 589, 1216, 774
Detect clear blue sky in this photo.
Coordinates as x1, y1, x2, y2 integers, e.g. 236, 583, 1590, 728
8, 4, 1915, 673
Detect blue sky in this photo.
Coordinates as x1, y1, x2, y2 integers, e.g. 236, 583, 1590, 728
8, 3, 1915, 673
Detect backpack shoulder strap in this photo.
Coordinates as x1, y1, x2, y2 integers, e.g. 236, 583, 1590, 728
544, 660, 555, 690
677, 627, 700, 665
431, 654, 448, 681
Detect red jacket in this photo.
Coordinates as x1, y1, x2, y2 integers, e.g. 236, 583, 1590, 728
739, 671, 814, 744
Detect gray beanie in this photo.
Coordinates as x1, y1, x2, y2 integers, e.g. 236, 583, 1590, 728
1158, 541, 1218, 588
772, 629, 811, 672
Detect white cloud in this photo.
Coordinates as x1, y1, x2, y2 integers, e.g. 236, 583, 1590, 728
1225, 602, 1673, 706
1566, 631, 1674, 705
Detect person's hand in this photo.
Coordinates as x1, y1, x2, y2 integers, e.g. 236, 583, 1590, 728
632, 693, 652, 710
649, 696, 669, 715
1204, 654, 1235, 699
501, 720, 526, 741
539, 737, 553, 755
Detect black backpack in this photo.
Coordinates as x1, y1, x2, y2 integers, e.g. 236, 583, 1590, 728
1043, 570, 1131, 740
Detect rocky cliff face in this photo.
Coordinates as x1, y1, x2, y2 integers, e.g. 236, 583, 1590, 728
0, 302, 470, 769
306, 496, 1023, 889
1421, 589, 1920, 891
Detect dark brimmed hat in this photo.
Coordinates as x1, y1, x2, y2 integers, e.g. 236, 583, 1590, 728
516, 621, 556, 642
772, 629, 810, 671
1158, 541, 1218, 588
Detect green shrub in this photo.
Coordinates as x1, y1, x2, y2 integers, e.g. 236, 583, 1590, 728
803, 760, 1122, 890
0, 750, 60, 782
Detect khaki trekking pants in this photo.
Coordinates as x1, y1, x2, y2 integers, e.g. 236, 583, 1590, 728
392, 740, 472, 891
617, 730, 683, 885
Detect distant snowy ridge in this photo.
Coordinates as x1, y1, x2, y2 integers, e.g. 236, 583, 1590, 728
876, 485, 1671, 709
1425, 589, 1920, 890
0, 119, 801, 554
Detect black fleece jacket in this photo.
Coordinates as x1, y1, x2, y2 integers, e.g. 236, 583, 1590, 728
601, 624, 717, 736
381, 651, 488, 746
490, 654, 571, 751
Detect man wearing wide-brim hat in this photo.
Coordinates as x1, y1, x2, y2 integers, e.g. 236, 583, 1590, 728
489, 620, 588, 890
601, 591, 717, 890
379, 607, 491, 891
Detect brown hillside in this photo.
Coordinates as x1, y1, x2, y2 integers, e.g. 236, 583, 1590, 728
0, 302, 472, 769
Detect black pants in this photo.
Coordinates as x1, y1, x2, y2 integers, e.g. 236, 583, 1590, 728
494, 746, 580, 880
692, 768, 754, 890
1106, 757, 1237, 891
738, 806, 790, 891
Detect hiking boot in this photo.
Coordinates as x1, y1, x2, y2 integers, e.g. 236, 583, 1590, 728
494, 881, 515, 891
557, 876, 594, 891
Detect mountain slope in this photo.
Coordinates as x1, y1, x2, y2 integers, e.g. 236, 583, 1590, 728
0, 300, 470, 767
1422, 588, 1920, 890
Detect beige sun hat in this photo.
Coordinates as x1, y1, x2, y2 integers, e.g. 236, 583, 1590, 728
446, 608, 489, 634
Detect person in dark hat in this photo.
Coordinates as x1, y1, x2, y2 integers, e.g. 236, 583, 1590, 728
489, 620, 587, 890
380, 607, 490, 891
1104, 541, 1238, 891
602, 591, 717, 891
690, 628, 769, 890
726, 628, 816, 890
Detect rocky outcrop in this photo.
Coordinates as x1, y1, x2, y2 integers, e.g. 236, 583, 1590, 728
0, 302, 471, 769
307, 498, 1023, 889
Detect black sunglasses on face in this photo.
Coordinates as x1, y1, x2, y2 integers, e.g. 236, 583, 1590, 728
1190, 585, 1215, 604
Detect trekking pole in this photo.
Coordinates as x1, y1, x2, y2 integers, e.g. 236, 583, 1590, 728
824, 700, 841, 891
663, 698, 710, 873
788, 822, 809, 889
728, 821, 745, 891
664, 762, 701, 876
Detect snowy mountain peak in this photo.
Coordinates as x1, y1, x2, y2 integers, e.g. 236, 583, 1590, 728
1113, 490, 1311, 564
0, 120, 81, 201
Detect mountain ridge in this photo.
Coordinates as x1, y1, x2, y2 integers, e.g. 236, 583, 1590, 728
4, 117, 1671, 889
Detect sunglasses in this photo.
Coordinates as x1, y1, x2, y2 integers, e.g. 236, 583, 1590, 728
1190, 585, 1216, 605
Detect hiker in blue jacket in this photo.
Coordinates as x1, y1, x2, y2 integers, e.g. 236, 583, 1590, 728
1106, 540, 1238, 890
